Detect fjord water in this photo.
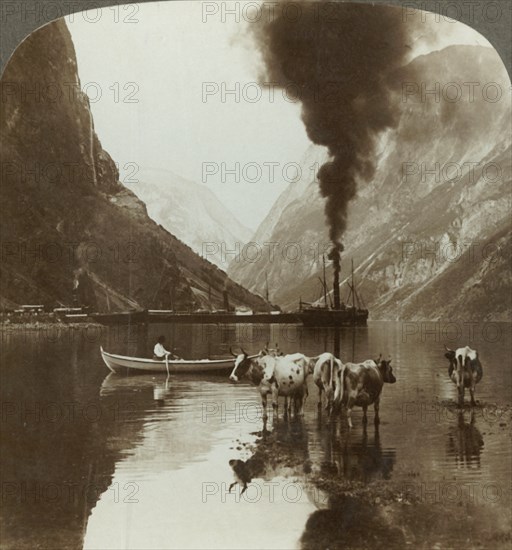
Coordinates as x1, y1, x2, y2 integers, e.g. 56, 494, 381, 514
1, 322, 510, 549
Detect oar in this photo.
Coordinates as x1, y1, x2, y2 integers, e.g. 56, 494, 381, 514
165, 353, 170, 377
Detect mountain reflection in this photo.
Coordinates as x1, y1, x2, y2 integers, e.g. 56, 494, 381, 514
0, 339, 149, 550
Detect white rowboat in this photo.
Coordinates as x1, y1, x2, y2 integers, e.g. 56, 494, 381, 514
100, 347, 235, 374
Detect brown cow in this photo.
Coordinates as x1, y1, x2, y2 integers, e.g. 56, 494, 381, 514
336, 356, 396, 428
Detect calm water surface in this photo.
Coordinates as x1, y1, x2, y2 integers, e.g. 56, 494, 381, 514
1, 322, 511, 549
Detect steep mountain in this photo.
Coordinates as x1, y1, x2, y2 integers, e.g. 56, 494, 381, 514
127, 169, 251, 271
0, 20, 268, 312
227, 45, 511, 320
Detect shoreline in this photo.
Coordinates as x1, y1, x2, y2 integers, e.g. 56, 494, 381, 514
0, 320, 103, 331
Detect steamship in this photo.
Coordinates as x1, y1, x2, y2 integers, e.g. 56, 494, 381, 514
298, 258, 369, 327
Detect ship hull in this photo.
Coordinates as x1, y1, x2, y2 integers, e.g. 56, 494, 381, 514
299, 308, 368, 327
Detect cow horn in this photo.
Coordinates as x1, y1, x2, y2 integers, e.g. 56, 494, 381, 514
240, 347, 248, 356
444, 344, 453, 352
229, 346, 237, 357
265, 341, 270, 350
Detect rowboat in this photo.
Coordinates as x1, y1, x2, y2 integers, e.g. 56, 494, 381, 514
100, 347, 235, 374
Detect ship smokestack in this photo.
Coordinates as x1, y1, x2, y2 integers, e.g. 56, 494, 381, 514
333, 270, 340, 310
223, 290, 230, 311
329, 245, 342, 310
253, 3, 414, 293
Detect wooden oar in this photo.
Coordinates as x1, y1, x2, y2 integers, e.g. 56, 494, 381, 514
165, 353, 170, 377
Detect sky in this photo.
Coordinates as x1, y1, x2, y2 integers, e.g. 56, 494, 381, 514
65, 1, 492, 231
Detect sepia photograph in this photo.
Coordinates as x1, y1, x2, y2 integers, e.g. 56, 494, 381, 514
0, 1, 510, 548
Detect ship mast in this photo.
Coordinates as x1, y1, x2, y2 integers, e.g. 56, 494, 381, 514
351, 258, 356, 326
351, 258, 355, 310
322, 255, 327, 307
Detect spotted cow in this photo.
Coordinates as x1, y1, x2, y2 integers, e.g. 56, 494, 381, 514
229, 348, 313, 417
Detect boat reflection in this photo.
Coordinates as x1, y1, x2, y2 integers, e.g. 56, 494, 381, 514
101, 372, 171, 403
100, 372, 159, 396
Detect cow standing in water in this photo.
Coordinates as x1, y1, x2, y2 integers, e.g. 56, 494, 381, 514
336, 356, 396, 428
229, 348, 313, 418
444, 345, 483, 406
312, 352, 344, 415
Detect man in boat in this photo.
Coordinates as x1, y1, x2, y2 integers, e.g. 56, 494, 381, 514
153, 335, 179, 360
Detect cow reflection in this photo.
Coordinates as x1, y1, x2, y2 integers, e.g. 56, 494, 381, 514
251, 415, 311, 480
447, 411, 484, 469
274, 416, 311, 470
318, 423, 395, 482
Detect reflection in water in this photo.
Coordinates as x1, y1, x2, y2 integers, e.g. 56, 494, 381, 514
300, 494, 406, 550
86, 372, 315, 550
314, 419, 395, 483
252, 415, 311, 479
447, 411, 484, 469
0, 340, 150, 550
153, 377, 172, 404
1, 323, 511, 549
341, 425, 395, 482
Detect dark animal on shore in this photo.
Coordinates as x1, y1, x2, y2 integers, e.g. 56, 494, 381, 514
229, 347, 314, 417
444, 345, 483, 406
336, 355, 396, 428
228, 459, 252, 496
312, 352, 344, 415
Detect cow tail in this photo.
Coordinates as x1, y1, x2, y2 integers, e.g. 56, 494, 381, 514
340, 364, 348, 405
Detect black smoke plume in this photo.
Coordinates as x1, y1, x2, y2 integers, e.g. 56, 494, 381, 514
254, 2, 412, 302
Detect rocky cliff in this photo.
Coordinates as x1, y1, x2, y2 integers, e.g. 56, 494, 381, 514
228, 45, 511, 321
0, 19, 268, 312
